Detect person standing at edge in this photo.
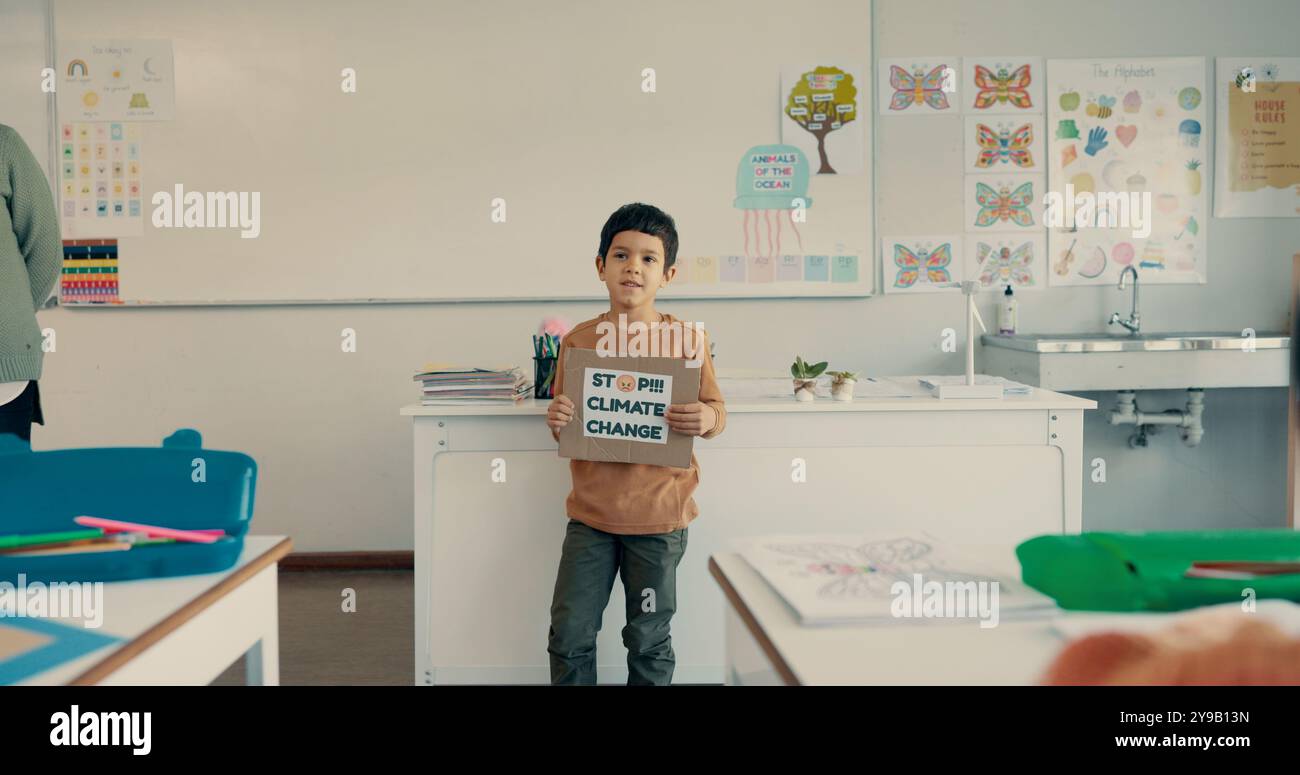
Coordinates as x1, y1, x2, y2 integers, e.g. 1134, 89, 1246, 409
0, 124, 62, 444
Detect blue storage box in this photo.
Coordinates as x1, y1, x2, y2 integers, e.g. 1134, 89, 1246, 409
0, 429, 256, 583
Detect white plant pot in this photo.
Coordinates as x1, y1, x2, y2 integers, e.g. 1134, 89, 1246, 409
793, 378, 817, 402
831, 379, 856, 402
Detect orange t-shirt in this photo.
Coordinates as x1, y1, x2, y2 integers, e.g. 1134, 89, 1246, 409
553, 311, 726, 535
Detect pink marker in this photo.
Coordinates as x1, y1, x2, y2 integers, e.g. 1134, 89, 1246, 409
74, 516, 222, 544
101, 526, 224, 537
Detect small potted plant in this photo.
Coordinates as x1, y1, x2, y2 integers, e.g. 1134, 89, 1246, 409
790, 356, 826, 402
828, 370, 859, 402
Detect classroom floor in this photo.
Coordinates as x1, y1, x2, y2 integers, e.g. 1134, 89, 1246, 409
212, 569, 414, 686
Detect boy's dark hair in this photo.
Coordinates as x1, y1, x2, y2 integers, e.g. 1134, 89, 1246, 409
597, 203, 679, 270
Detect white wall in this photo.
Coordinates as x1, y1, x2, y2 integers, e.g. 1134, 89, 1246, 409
28, 0, 1300, 549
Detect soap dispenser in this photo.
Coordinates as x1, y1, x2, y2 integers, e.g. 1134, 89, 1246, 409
998, 285, 1017, 335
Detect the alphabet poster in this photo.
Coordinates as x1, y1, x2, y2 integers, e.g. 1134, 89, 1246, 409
1047, 58, 1208, 286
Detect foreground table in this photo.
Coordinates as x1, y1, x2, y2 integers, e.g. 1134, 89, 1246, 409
19, 535, 292, 685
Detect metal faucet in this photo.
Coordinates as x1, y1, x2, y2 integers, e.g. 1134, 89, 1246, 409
1109, 266, 1140, 335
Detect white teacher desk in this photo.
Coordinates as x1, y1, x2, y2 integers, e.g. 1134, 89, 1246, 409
21, 536, 291, 685
402, 381, 1094, 685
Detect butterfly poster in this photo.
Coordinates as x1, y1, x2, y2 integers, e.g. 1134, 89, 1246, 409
963, 57, 1044, 115
878, 57, 960, 115
881, 235, 964, 294
964, 174, 1044, 232
964, 116, 1044, 174
968, 233, 1046, 291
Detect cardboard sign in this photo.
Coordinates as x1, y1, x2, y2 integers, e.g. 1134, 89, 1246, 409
558, 348, 701, 468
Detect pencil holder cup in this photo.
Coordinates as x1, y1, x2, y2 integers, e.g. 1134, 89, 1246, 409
534, 356, 558, 399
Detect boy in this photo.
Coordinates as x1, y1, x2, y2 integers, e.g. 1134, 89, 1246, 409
544, 202, 726, 686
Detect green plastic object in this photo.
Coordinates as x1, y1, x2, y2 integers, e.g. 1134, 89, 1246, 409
1016, 530, 1300, 612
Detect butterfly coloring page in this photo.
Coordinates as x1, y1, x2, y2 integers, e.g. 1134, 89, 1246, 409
963, 57, 1045, 114
968, 233, 1047, 291
964, 116, 1045, 173
878, 57, 959, 114
965, 174, 1044, 231
881, 235, 965, 294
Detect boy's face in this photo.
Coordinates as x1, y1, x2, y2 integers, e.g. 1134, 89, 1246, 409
597, 230, 674, 309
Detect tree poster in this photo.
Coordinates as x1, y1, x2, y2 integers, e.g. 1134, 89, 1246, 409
781, 65, 863, 176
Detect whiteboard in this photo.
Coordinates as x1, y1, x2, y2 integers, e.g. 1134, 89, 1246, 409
0, 0, 52, 182
51, 0, 873, 305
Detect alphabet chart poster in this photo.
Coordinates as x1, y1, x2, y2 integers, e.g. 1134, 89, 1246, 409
58, 122, 145, 238
1214, 58, 1300, 218
1046, 58, 1208, 286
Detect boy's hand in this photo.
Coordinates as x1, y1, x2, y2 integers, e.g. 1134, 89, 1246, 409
547, 395, 574, 436
666, 402, 717, 437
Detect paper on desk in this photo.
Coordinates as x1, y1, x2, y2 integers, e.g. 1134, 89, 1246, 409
1052, 599, 1300, 639
716, 376, 921, 399
737, 532, 1056, 626
715, 377, 806, 399
858, 377, 927, 398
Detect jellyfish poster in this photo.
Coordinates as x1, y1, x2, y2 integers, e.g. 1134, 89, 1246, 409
1046, 58, 1207, 286
1214, 58, 1300, 218
733, 143, 814, 263
781, 65, 864, 175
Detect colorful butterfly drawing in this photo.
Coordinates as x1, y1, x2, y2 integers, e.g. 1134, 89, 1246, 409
764, 538, 998, 598
893, 242, 953, 288
977, 241, 1035, 287
972, 64, 1033, 109
889, 64, 951, 111
974, 181, 1035, 227
974, 123, 1034, 168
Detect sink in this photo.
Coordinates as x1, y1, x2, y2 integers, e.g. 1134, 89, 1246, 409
981, 332, 1291, 390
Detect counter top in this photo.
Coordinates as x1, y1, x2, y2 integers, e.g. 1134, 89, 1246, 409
401, 376, 1096, 416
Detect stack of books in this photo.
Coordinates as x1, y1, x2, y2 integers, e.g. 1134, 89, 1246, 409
414, 364, 531, 405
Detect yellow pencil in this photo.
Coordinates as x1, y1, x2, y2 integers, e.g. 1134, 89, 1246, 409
8, 542, 133, 557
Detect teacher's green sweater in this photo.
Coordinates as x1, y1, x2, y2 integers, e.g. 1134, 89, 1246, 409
0, 124, 61, 382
